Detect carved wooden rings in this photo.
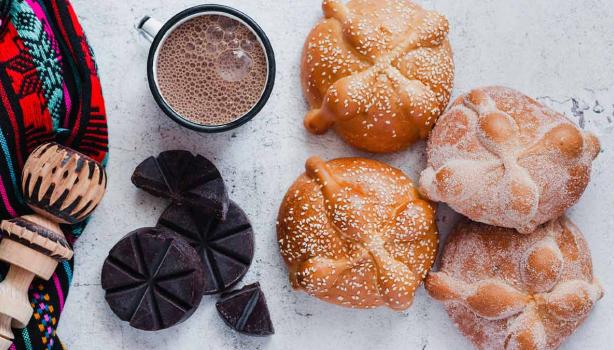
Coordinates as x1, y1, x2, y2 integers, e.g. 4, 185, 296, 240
0, 143, 107, 348
22, 143, 107, 224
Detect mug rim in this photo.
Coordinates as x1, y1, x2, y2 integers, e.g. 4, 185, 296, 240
146, 4, 276, 133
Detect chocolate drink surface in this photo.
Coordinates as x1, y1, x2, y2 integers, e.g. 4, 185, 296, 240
156, 14, 268, 126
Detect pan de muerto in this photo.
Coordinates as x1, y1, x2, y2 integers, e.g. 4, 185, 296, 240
277, 156, 438, 310
426, 218, 603, 350
301, 0, 454, 153
419, 87, 600, 233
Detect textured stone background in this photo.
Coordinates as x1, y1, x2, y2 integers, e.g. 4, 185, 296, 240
59, 0, 614, 349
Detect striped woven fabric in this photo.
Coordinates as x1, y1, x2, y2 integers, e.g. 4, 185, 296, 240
0, 0, 108, 349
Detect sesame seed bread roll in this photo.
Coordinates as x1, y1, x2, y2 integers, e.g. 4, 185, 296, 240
301, 0, 454, 153
426, 218, 603, 350
419, 86, 600, 234
277, 156, 438, 310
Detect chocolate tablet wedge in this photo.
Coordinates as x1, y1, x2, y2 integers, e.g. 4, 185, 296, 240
131, 150, 229, 220
157, 201, 254, 295
216, 283, 274, 337
101, 228, 205, 331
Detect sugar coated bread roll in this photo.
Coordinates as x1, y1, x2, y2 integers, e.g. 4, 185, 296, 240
301, 0, 454, 153
426, 218, 603, 350
277, 156, 438, 310
419, 86, 600, 233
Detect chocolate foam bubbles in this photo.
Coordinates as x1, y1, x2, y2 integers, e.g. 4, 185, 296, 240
155, 14, 268, 126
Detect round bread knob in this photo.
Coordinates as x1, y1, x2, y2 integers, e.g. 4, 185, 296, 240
434, 166, 463, 197
522, 239, 563, 293
304, 108, 334, 135
22, 143, 107, 224
542, 124, 584, 159
478, 112, 519, 146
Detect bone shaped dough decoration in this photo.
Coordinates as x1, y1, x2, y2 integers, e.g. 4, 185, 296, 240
419, 86, 600, 233
301, 0, 454, 153
425, 218, 603, 350
277, 156, 438, 310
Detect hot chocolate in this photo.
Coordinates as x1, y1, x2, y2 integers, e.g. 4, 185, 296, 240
155, 14, 268, 126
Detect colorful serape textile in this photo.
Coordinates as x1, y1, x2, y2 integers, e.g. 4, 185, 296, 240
0, 0, 108, 348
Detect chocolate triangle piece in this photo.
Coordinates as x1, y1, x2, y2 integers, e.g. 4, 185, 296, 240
131, 150, 229, 220
101, 228, 205, 331
157, 201, 254, 294
216, 283, 274, 337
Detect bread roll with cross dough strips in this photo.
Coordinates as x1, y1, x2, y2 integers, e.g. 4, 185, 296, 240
419, 86, 600, 233
301, 0, 454, 153
425, 218, 603, 350
277, 156, 438, 310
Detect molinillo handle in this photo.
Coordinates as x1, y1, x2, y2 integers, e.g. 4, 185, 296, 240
0, 143, 107, 349
137, 15, 164, 42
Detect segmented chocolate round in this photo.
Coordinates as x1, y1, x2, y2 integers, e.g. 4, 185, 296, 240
216, 283, 274, 337
101, 228, 205, 331
22, 143, 107, 224
132, 150, 229, 220
157, 201, 254, 295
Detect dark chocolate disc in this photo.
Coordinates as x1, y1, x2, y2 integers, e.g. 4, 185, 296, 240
216, 283, 274, 337
131, 150, 229, 220
157, 201, 254, 294
101, 228, 205, 331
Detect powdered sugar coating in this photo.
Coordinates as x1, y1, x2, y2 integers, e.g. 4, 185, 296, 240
277, 157, 438, 310
426, 218, 603, 350
301, 0, 454, 153
419, 86, 601, 233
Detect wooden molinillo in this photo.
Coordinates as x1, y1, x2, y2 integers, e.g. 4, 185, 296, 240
0, 143, 107, 349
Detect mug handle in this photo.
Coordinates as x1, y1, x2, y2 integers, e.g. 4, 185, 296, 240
137, 16, 163, 42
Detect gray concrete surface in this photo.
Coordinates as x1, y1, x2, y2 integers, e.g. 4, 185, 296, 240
58, 1, 614, 349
